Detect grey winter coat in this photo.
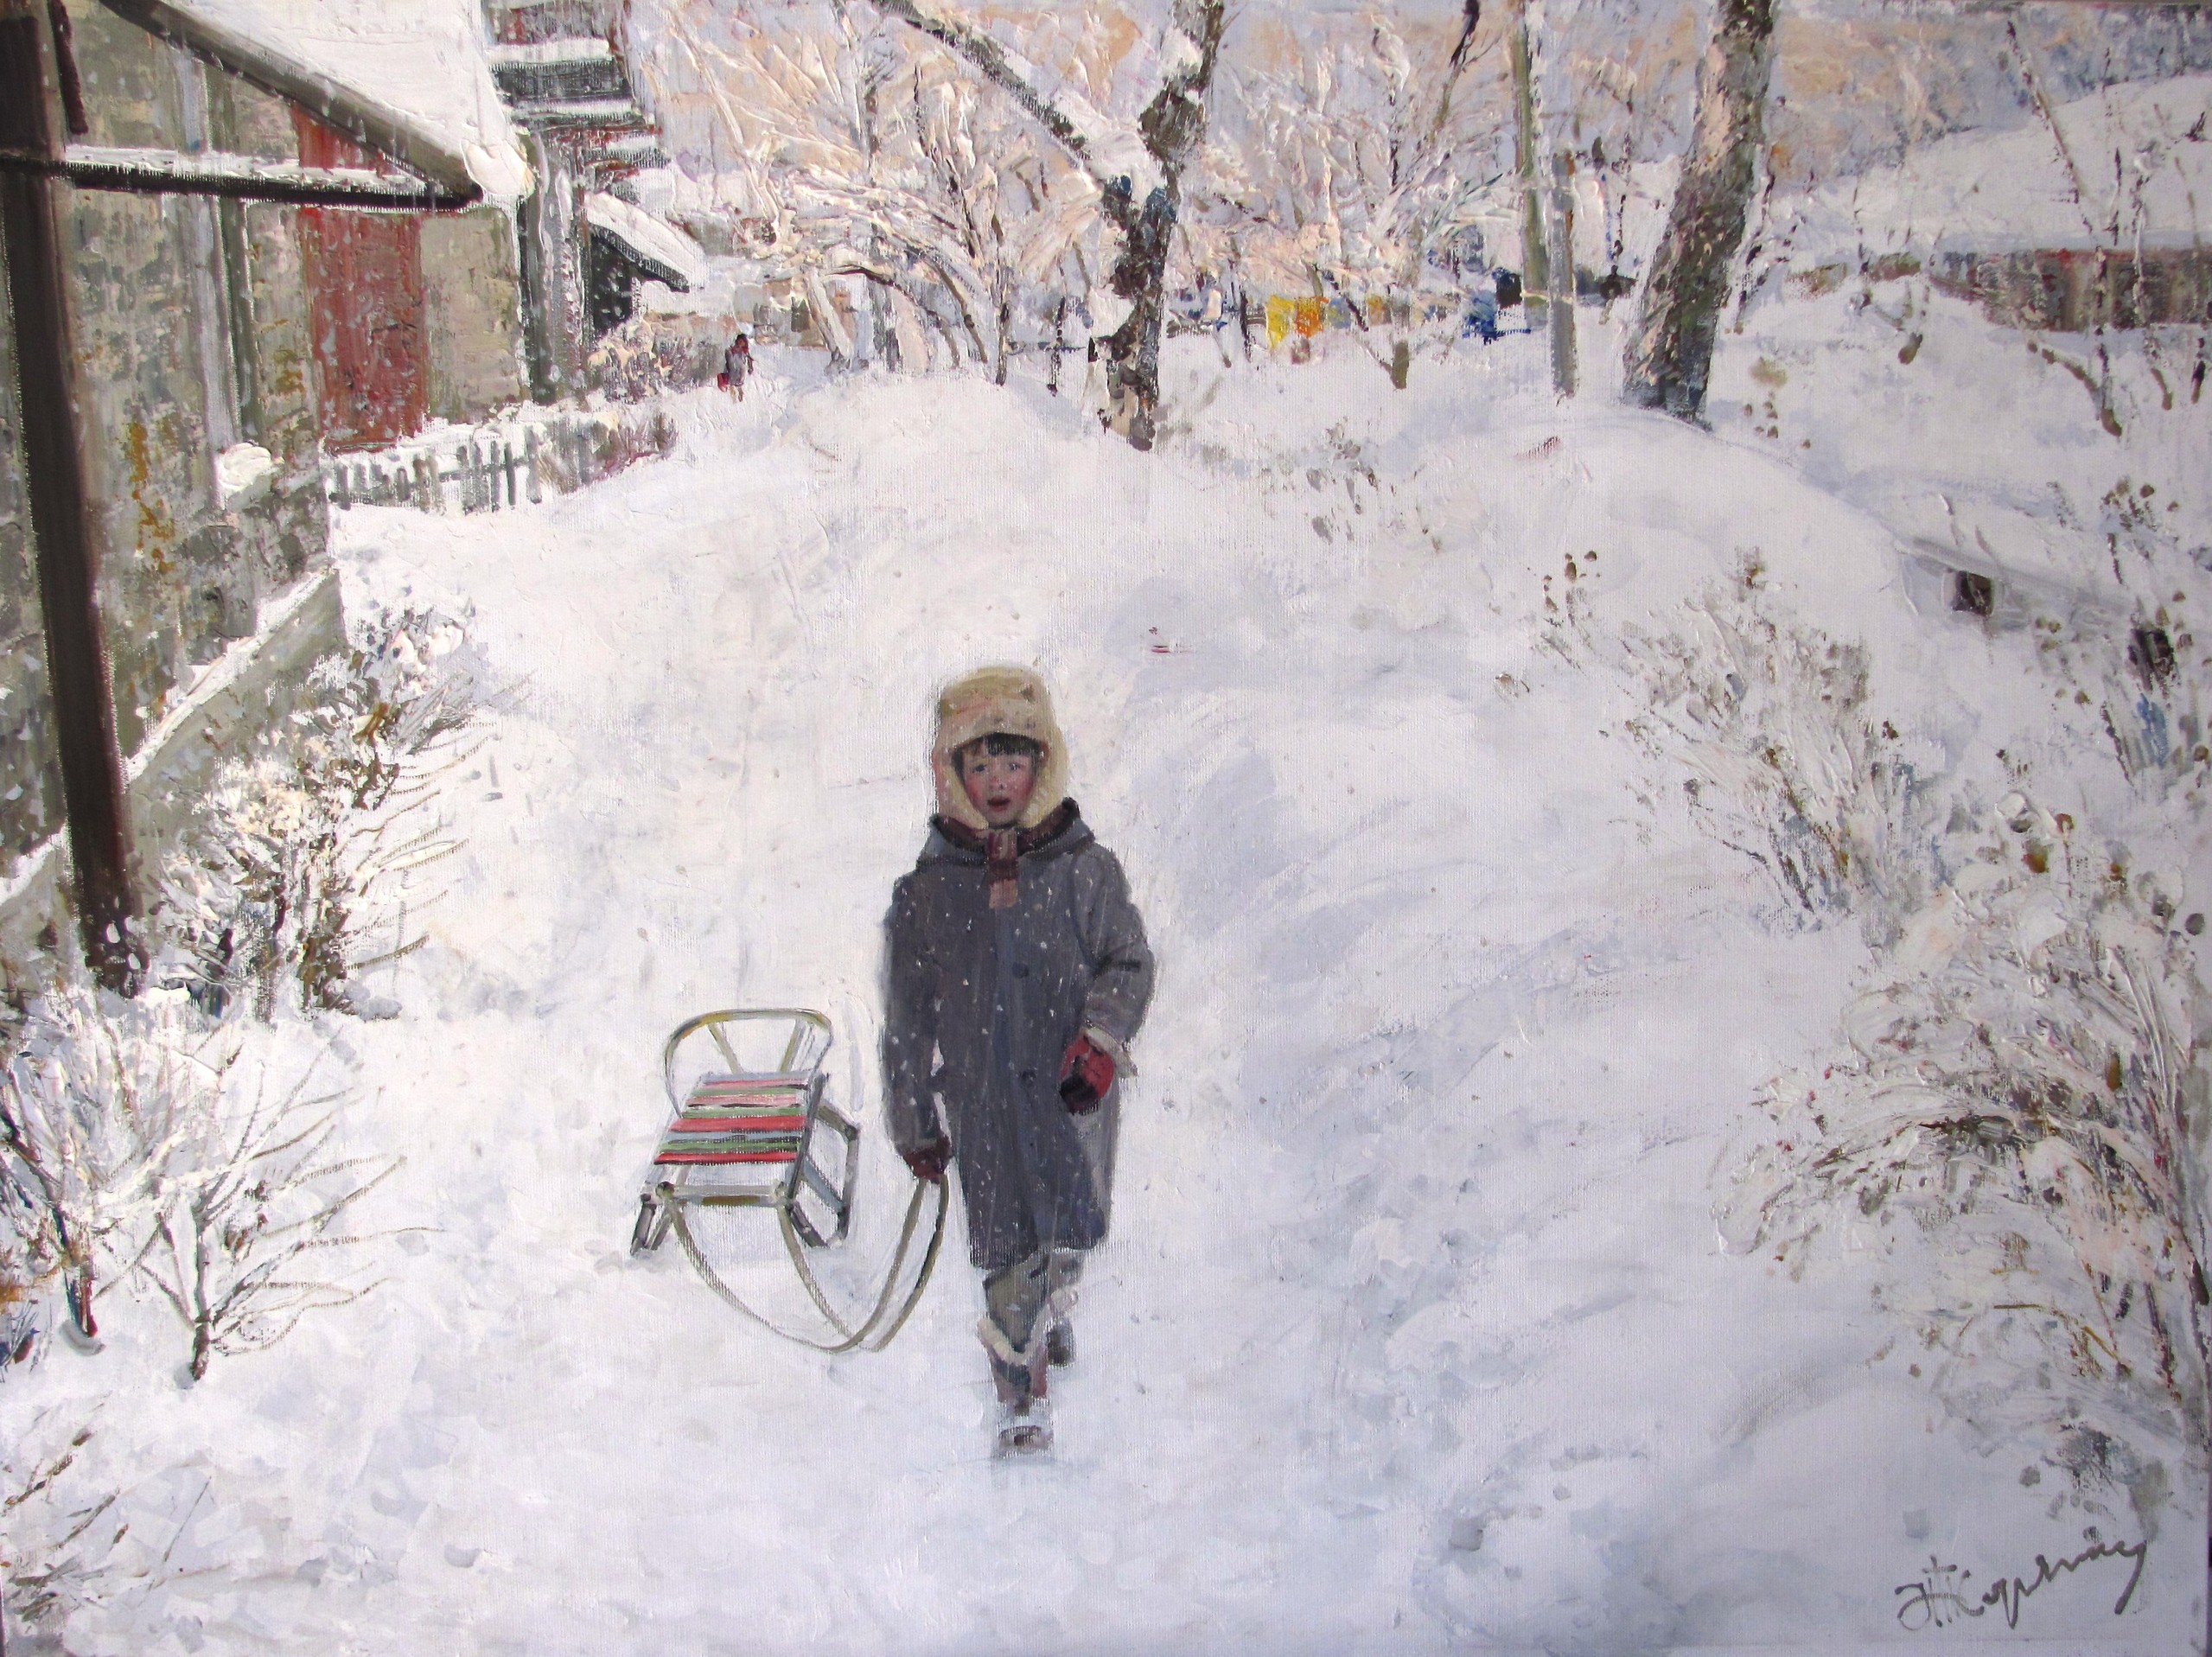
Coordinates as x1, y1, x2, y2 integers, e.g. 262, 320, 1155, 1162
882, 804, 1154, 1272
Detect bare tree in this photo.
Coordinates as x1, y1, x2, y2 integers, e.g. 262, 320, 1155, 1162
862, 0, 1227, 448
1621, 0, 1775, 422
646, 3, 1093, 375
1208, 3, 1495, 391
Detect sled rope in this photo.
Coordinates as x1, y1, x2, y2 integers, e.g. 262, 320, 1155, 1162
669, 1170, 947, 1354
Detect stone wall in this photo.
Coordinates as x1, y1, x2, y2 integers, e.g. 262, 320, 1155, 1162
0, 3, 331, 879
422, 207, 528, 424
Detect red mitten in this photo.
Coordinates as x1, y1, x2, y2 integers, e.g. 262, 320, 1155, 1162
1057, 1036, 1116, 1112
902, 1139, 950, 1183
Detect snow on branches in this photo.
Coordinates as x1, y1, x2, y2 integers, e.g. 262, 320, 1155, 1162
1200, 9, 1500, 319
0, 985, 214, 1346
642, 2, 1104, 374
1729, 811, 2212, 1456
154, 606, 484, 1023
637, 0, 1227, 439
131, 1038, 398, 1386
0, 991, 398, 1384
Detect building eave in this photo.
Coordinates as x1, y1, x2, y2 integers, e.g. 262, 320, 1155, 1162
97, 0, 483, 202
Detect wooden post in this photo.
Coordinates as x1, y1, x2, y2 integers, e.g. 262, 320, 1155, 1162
0, 5, 140, 990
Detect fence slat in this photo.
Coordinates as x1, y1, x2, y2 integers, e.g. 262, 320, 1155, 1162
322, 409, 673, 518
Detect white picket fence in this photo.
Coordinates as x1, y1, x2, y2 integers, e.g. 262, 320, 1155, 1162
322, 405, 675, 515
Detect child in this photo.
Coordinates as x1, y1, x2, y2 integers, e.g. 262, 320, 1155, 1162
882, 666, 1154, 1456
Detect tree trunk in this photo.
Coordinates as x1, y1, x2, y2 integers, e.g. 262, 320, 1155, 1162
1621, 0, 1775, 423
864, 0, 1224, 449
64, 1258, 95, 1342
1508, 0, 1546, 327
189, 1213, 213, 1381
1096, 180, 1176, 449
1547, 150, 1578, 397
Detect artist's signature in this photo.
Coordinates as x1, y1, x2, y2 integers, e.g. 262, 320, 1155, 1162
1894, 1536, 2148, 1631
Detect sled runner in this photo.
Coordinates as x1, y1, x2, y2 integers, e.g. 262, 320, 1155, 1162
630, 1008, 944, 1354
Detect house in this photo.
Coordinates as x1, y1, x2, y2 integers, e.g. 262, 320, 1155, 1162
171, 0, 537, 444
483, 0, 704, 398
0, 0, 528, 977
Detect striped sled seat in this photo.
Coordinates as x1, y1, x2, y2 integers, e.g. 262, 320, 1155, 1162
630, 1009, 858, 1255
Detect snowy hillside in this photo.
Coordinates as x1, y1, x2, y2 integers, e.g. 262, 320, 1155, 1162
11, 303, 2209, 1653
1782, 73, 2212, 258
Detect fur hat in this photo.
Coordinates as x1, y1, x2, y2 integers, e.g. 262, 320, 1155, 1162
931, 666, 1070, 832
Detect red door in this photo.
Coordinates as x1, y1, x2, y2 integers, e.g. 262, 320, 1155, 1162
295, 115, 428, 451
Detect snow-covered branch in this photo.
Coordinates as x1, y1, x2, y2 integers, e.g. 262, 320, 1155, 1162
864, 0, 1098, 174
0, 987, 222, 1342
132, 1044, 401, 1384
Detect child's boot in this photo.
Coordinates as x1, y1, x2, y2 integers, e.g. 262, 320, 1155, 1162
995, 1393, 1053, 1456
983, 1318, 1052, 1456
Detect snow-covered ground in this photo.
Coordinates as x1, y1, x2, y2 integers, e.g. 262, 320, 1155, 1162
17, 308, 2212, 1654
1780, 74, 2212, 258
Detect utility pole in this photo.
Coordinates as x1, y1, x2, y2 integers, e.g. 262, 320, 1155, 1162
0, 3, 140, 991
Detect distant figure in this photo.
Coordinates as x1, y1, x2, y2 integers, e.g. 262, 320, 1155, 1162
1196, 272, 1231, 365
720, 333, 752, 399
1463, 267, 1501, 344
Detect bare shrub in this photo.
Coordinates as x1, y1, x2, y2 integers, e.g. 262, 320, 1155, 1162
1568, 556, 1939, 937
0, 985, 398, 1379
156, 606, 484, 1020
0, 987, 214, 1342
1574, 562, 2210, 1456
1727, 799, 2210, 1449
2084, 476, 2209, 793
132, 1048, 399, 1384
2, 1413, 127, 1636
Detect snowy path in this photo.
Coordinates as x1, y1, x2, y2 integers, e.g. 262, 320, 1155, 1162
55, 345, 2204, 1654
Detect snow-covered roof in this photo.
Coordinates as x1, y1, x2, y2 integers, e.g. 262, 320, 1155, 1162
488, 38, 615, 68
511, 96, 647, 129
110, 0, 534, 209
626, 163, 748, 224
582, 192, 708, 290
1788, 73, 2211, 258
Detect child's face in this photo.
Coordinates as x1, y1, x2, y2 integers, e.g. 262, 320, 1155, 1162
959, 743, 1038, 829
